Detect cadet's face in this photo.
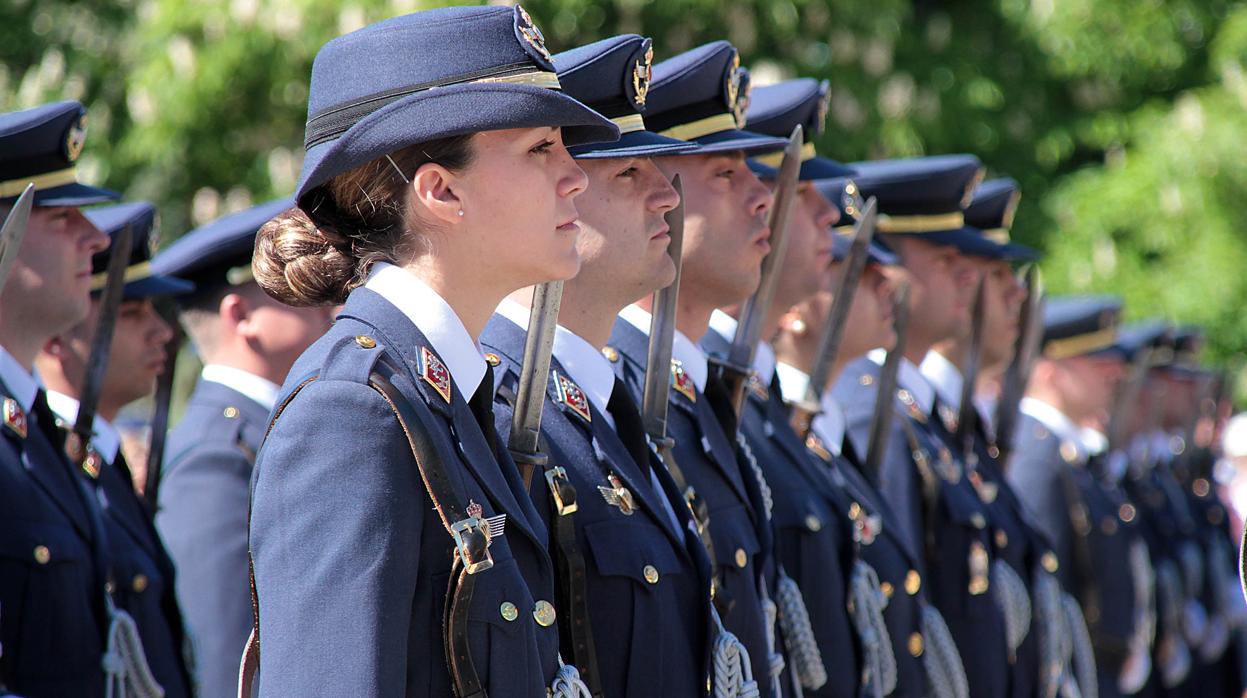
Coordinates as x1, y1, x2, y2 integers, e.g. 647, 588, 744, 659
891, 237, 976, 344
653, 153, 772, 307
773, 182, 838, 309
67, 298, 175, 408
3, 206, 109, 334
244, 288, 336, 380
1058, 354, 1125, 423
455, 127, 587, 286
847, 264, 898, 358
571, 157, 679, 304
975, 258, 1025, 368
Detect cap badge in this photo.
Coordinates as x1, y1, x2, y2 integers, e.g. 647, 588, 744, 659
64, 115, 88, 163
3, 398, 27, 439
632, 42, 654, 108
598, 473, 636, 516
725, 51, 741, 114
671, 360, 697, 403
420, 346, 452, 404
554, 371, 592, 424
514, 5, 552, 63
732, 70, 752, 128
815, 83, 831, 136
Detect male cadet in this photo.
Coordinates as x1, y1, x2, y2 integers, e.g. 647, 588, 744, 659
1007, 297, 1157, 698
151, 199, 335, 698
916, 178, 1077, 698
777, 176, 964, 698
36, 201, 194, 697
699, 78, 869, 697
604, 40, 792, 697
0, 101, 113, 696
481, 35, 714, 698
832, 155, 1013, 698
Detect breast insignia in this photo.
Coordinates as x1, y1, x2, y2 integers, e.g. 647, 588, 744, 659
671, 360, 697, 402
598, 473, 636, 516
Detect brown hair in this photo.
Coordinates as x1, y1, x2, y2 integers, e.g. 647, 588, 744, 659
253, 135, 474, 307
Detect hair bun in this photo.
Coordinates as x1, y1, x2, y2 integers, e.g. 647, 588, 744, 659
253, 207, 357, 307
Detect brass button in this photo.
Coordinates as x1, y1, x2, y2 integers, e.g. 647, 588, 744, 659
643, 565, 659, 585
1118, 503, 1136, 523
905, 570, 921, 595
880, 582, 894, 598
1059, 441, 1079, 463
734, 548, 748, 568
804, 515, 822, 532
970, 513, 986, 529
354, 335, 376, 349
859, 374, 874, 386
500, 602, 518, 622
995, 530, 1009, 549
1193, 478, 1211, 497
223, 406, 239, 419
601, 346, 620, 362
1042, 551, 1059, 573
484, 352, 501, 367
908, 632, 924, 657
132, 574, 148, 593
987, 445, 1000, 459
533, 600, 556, 627
33, 545, 50, 564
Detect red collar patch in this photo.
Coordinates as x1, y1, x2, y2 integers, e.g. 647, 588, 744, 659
671, 360, 697, 403
554, 371, 592, 424
3, 398, 26, 439
420, 347, 452, 403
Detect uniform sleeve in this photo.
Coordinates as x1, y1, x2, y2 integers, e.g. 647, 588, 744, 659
248, 379, 424, 696
1006, 452, 1072, 585
156, 442, 255, 698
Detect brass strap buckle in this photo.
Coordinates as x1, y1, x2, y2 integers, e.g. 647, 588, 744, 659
545, 466, 578, 516
450, 517, 494, 574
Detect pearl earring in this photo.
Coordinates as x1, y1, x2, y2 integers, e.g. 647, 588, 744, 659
457, 209, 465, 217
791, 319, 807, 335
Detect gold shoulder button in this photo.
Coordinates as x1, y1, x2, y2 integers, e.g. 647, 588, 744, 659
601, 346, 620, 362
355, 335, 377, 349
484, 352, 501, 367
223, 406, 239, 419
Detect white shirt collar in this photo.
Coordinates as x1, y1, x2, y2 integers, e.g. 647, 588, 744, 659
815, 393, 847, 456
775, 362, 810, 405
1081, 427, 1109, 456
496, 299, 617, 425
619, 304, 708, 392
974, 394, 997, 439
919, 350, 963, 411
44, 390, 121, 464
707, 309, 777, 380
867, 348, 935, 414
364, 262, 487, 398
1019, 397, 1087, 460
201, 365, 282, 412
0, 346, 39, 412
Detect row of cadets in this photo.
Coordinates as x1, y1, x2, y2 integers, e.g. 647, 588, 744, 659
916, 178, 1090, 698
481, 34, 715, 698
603, 39, 798, 698
149, 197, 333, 698
244, 5, 624, 696
832, 155, 1015, 698
35, 200, 195, 697
701, 78, 875, 698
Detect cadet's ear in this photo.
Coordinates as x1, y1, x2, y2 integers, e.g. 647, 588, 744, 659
409, 162, 462, 226
219, 292, 251, 333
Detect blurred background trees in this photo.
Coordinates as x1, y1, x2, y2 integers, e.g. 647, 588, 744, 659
4, 0, 1247, 375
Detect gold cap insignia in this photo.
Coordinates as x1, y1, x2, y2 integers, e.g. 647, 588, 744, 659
554, 371, 592, 424
632, 41, 653, 108
514, 6, 552, 64
64, 114, 88, 163
725, 51, 741, 116
420, 346, 452, 403
671, 360, 697, 403
3, 398, 27, 439
733, 70, 752, 128
815, 81, 831, 137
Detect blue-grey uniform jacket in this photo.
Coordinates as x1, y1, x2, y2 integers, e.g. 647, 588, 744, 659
157, 379, 268, 698
1007, 412, 1147, 698
482, 315, 713, 698
834, 356, 1009, 698
699, 331, 859, 697
248, 289, 561, 696
96, 453, 191, 698
0, 384, 109, 696
608, 318, 776, 698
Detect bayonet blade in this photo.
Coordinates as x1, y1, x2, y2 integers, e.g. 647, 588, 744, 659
863, 280, 910, 480
642, 175, 685, 444
954, 275, 987, 454
793, 196, 878, 435
71, 222, 134, 466
0, 184, 35, 292
718, 125, 804, 416
508, 280, 564, 478
143, 309, 182, 513
993, 266, 1042, 464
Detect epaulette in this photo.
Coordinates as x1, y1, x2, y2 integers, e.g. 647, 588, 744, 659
320, 333, 386, 385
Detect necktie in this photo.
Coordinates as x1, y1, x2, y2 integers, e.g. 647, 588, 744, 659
31, 389, 67, 454
605, 377, 654, 480
468, 363, 500, 459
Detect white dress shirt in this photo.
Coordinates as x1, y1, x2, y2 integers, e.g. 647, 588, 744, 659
44, 390, 122, 465
618, 304, 708, 392
0, 345, 39, 413
919, 350, 964, 411
1019, 397, 1088, 462
867, 348, 935, 414
707, 309, 776, 380
774, 361, 847, 456
200, 364, 282, 412
364, 262, 487, 398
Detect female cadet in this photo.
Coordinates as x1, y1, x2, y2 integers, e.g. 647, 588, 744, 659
245, 6, 618, 696
481, 35, 714, 698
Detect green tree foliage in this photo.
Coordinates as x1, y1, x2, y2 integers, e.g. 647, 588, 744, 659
2, 0, 1244, 369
